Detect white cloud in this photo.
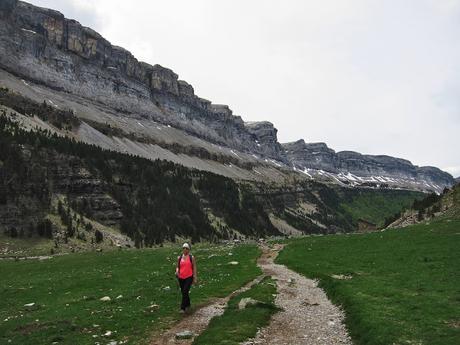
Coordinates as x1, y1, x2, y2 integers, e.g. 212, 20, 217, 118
27, 0, 460, 172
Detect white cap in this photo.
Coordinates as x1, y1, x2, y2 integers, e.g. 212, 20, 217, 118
182, 243, 190, 249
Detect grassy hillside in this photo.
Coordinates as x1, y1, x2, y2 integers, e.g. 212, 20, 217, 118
339, 189, 424, 227
277, 219, 460, 345
0, 244, 261, 345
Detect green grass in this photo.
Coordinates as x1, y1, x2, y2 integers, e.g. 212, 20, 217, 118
0, 234, 55, 258
277, 219, 460, 345
193, 276, 277, 345
0, 244, 261, 345
340, 189, 423, 226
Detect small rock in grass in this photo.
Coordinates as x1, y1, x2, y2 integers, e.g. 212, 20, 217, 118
103, 330, 112, 336
100, 296, 111, 302
163, 286, 171, 291
228, 261, 239, 265
238, 297, 259, 310
330, 274, 352, 280
23, 302, 39, 311
108, 341, 118, 345
175, 330, 194, 339
116, 295, 123, 299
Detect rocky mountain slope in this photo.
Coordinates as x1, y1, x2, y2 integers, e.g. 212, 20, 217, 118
0, 0, 455, 193
386, 183, 460, 229
2, 108, 420, 253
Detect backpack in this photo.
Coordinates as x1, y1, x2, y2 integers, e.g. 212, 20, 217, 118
177, 254, 193, 276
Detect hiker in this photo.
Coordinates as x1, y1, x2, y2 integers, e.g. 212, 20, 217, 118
175, 242, 197, 313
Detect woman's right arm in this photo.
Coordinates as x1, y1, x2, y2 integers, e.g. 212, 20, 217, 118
175, 256, 180, 276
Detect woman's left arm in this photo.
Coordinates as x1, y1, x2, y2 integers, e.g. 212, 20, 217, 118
193, 257, 197, 284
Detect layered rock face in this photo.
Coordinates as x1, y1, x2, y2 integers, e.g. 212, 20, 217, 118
282, 140, 455, 192
0, 145, 123, 235
283, 140, 337, 172
0, 0, 282, 158
245, 121, 284, 159
0, 0, 455, 193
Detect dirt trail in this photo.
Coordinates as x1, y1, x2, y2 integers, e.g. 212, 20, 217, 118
149, 244, 352, 345
243, 243, 352, 345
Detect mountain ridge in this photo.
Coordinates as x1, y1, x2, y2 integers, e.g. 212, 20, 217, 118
0, 0, 454, 192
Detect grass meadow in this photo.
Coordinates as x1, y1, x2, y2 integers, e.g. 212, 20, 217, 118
277, 219, 460, 345
0, 244, 261, 345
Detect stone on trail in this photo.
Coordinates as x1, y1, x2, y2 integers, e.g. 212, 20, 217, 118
238, 297, 260, 310
100, 296, 111, 301
175, 330, 194, 339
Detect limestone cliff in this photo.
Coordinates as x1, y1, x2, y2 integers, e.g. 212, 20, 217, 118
0, 0, 454, 193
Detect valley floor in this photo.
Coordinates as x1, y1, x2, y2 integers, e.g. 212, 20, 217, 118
149, 244, 352, 345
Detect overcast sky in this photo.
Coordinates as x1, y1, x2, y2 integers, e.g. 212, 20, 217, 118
29, 0, 460, 176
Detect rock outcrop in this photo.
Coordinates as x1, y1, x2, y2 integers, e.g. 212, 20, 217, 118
245, 121, 284, 159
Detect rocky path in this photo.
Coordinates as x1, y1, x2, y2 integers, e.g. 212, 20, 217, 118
243, 244, 352, 345
149, 244, 352, 345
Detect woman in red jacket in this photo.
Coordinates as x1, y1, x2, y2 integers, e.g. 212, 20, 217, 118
175, 242, 197, 313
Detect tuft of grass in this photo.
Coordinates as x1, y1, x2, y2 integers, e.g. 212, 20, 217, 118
192, 276, 278, 345
0, 244, 261, 345
277, 219, 460, 345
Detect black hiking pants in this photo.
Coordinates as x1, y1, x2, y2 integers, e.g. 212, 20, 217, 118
178, 276, 193, 310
